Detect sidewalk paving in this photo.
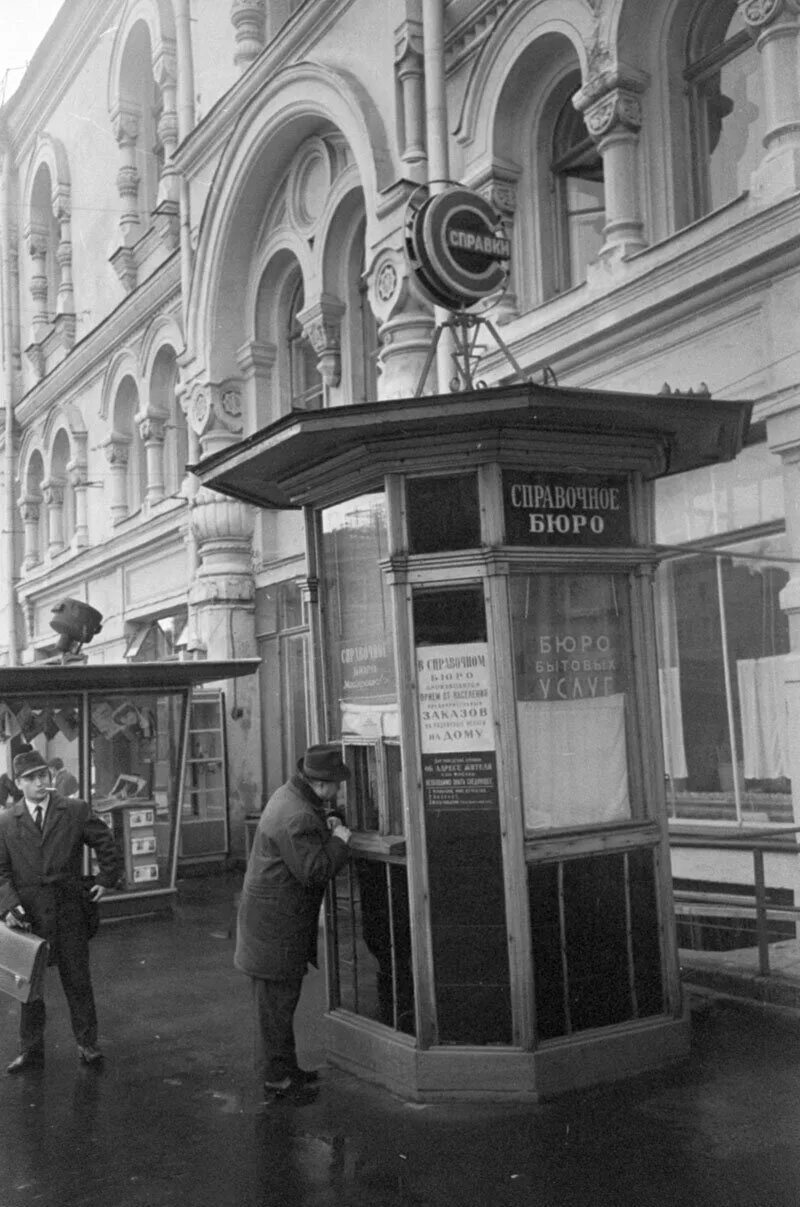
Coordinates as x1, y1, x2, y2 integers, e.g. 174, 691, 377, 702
2, 871, 800, 1207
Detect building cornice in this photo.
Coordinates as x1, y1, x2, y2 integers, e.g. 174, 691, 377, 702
15, 255, 182, 428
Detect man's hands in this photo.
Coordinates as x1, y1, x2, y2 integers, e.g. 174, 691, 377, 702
326, 814, 351, 844
4, 906, 30, 930
89, 885, 105, 903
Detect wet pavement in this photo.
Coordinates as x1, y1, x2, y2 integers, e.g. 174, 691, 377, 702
2, 871, 800, 1206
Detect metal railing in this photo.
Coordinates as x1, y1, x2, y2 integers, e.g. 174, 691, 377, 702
670, 825, 800, 978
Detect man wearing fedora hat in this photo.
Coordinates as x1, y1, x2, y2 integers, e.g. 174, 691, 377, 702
235, 743, 352, 1103
0, 746, 121, 1073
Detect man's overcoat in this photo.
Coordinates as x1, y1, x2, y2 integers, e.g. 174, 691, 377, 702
0, 793, 120, 960
235, 774, 349, 981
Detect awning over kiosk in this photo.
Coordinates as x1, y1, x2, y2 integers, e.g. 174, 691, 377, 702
190, 382, 752, 509
0, 659, 261, 695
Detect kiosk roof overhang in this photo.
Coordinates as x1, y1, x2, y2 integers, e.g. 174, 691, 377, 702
190, 382, 752, 510
0, 659, 261, 695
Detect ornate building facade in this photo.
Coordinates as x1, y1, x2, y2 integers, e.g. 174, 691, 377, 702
1, 0, 799, 869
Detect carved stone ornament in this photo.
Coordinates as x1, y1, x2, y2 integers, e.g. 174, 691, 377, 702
376, 259, 399, 305
298, 296, 346, 388
41, 481, 64, 508
139, 416, 167, 444
187, 382, 244, 437
103, 438, 130, 467
584, 88, 643, 141
18, 499, 40, 524
739, 0, 800, 27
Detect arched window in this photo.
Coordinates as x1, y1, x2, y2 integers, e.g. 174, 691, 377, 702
51, 429, 75, 550
549, 78, 605, 294
685, 3, 764, 218
287, 277, 322, 410
115, 379, 146, 516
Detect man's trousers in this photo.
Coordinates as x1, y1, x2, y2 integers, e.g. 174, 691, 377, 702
251, 975, 305, 1083
20, 923, 97, 1053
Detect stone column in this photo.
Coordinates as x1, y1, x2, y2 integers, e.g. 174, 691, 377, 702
102, 435, 131, 522
298, 294, 346, 400
739, 0, 800, 199
394, 17, 427, 179
236, 340, 277, 431
366, 246, 436, 399
41, 479, 65, 557
138, 415, 167, 507
110, 102, 141, 291
25, 222, 50, 345
18, 497, 41, 571
473, 163, 519, 324
574, 73, 648, 262
68, 462, 89, 548
152, 43, 181, 251
231, 0, 266, 72
52, 185, 75, 349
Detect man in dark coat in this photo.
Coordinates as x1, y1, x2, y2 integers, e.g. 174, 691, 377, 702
0, 747, 121, 1073
235, 743, 351, 1102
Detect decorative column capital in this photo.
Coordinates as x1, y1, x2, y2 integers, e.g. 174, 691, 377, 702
102, 435, 131, 466
183, 379, 244, 457
298, 294, 346, 388
236, 339, 277, 377
41, 478, 64, 508
579, 85, 644, 142
110, 101, 141, 147
738, 0, 800, 32
394, 18, 424, 75
138, 415, 167, 444
67, 462, 87, 488
51, 184, 71, 223
152, 42, 177, 90
18, 496, 40, 524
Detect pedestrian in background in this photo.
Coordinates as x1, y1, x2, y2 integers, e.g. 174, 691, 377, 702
235, 743, 351, 1103
0, 747, 121, 1073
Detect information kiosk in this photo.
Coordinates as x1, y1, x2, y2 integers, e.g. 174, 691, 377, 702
193, 379, 751, 1101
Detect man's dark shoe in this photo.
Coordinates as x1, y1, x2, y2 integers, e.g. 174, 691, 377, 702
6, 1050, 44, 1074
77, 1044, 103, 1066
262, 1075, 318, 1105
289, 1067, 320, 1085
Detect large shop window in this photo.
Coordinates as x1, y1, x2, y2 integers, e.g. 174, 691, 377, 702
510, 572, 641, 832
657, 533, 791, 823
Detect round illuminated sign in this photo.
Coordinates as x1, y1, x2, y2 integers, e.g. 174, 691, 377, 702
405, 186, 511, 311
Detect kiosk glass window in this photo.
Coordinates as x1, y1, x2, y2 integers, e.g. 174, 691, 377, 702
320, 492, 397, 730
510, 572, 640, 832
0, 695, 82, 800
90, 691, 185, 891
406, 474, 480, 553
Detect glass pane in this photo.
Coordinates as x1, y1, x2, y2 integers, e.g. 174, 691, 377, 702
657, 536, 791, 822
510, 573, 638, 831
0, 694, 81, 800
343, 744, 379, 831
413, 587, 511, 1045
321, 493, 397, 738
565, 176, 605, 285
702, 40, 764, 212
528, 848, 664, 1040
90, 691, 185, 891
406, 475, 481, 553
654, 442, 784, 545
330, 858, 415, 1034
